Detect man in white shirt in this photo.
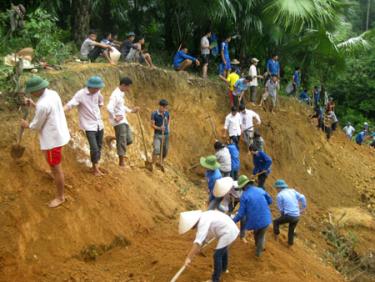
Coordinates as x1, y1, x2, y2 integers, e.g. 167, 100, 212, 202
223, 106, 241, 149
64, 76, 105, 176
239, 104, 261, 148
248, 58, 262, 105
107, 77, 139, 167
180, 210, 239, 282
21, 76, 70, 208
343, 122, 355, 139
201, 30, 211, 79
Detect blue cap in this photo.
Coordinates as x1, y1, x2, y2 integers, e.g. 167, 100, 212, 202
274, 179, 288, 189
86, 76, 105, 89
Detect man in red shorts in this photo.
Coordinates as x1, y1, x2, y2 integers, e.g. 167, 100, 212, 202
21, 76, 70, 208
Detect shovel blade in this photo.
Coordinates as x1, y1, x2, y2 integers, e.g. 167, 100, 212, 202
11, 144, 25, 159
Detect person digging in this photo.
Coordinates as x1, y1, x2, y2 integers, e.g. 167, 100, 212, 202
248, 144, 272, 189
179, 209, 239, 282
20, 76, 70, 208
151, 99, 170, 170
232, 174, 273, 257
200, 155, 223, 211
273, 179, 307, 248
64, 76, 106, 176
107, 77, 139, 167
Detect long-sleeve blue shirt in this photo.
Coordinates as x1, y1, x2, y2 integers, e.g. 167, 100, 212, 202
227, 143, 240, 171
173, 51, 197, 69
266, 59, 280, 76
252, 151, 272, 175
233, 185, 273, 230
205, 169, 222, 201
276, 188, 307, 217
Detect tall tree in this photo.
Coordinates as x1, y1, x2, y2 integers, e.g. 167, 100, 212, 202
72, 0, 91, 44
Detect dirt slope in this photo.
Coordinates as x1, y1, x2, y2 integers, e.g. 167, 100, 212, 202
0, 63, 374, 282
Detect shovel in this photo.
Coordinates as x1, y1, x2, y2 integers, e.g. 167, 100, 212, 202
170, 238, 215, 282
159, 117, 166, 172
136, 112, 153, 171
11, 107, 29, 159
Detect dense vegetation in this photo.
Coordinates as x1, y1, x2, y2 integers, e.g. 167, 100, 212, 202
0, 0, 374, 127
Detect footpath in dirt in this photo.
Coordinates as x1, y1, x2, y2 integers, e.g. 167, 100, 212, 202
0, 63, 374, 282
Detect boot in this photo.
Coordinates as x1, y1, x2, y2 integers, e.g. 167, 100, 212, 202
119, 156, 125, 167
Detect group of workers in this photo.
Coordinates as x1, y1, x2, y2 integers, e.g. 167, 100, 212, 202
20, 75, 170, 207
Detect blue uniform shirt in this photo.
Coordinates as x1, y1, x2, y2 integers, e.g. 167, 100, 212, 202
227, 143, 240, 171
234, 78, 250, 96
293, 71, 301, 87
173, 51, 197, 69
151, 111, 170, 135
253, 151, 272, 175
205, 169, 222, 201
267, 59, 280, 76
356, 131, 366, 144
233, 185, 273, 230
277, 188, 307, 217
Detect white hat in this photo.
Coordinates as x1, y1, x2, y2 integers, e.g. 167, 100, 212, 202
213, 177, 234, 197
251, 58, 259, 63
110, 48, 121, 64
178, 210, 202, 235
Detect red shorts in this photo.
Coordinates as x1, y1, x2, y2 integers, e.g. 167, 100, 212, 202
45, 147, 62, 166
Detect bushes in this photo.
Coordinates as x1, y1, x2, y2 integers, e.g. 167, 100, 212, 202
0, 8, 74, 64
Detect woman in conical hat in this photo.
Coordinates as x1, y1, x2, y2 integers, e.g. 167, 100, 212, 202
178, 209, 239, 282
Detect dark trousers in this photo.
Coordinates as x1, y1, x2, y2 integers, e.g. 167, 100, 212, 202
114, 123, 132, 157
230, 170, 238, 180
221, 171, 231, 177
230, 135, 240, 150
273, 215, 299, 245
85, 129, 104, 164
254, 226, 268, 257
212, 246, 228, 282
88, 46, 105, 61
324, 126, 332, 140
257, 173, 268, 189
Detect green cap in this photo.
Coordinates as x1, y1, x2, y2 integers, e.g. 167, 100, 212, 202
200, 155, 221, 170
237, 175, 251, 188
86, 76, 105, 89
25, 76, 49, 93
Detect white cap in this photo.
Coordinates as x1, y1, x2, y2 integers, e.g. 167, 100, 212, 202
178, 210, 202, 235
109, 48, 121, 64
251, 58, 259, 63
213, 177, 234, 197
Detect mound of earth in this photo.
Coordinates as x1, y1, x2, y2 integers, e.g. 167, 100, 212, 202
0, 63, 374, 281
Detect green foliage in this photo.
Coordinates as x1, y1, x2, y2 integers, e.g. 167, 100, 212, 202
0, 8, 73, 64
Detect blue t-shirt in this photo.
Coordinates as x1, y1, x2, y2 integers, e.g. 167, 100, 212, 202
293, 71, 301, 87
266, 59, 280, 76
173, 51, 196, 69
151, 111, 170, 135
234, 78, 250, 96
253, 151, 272, 175
356, 131, 366, 144
221, 41, 230, 60
206, 169, 222, 200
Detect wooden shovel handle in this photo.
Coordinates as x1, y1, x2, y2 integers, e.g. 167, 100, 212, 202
170, 265, 186, 282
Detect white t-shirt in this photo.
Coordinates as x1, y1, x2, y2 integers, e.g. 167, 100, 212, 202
249, 64, 258, 86
224, 113, 241, 137
240, 109, 261, 131
343, 125, 355, 137
201, 36, 210, 55
29, 89, 70, 150
80, 38, 95, 57
215, 147, 231, 173
194, 210, 239, 249
107, 87, 132, 126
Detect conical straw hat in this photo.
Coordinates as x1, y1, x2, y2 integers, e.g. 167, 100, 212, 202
213, 177, 234, 197
178, 210, 202, 235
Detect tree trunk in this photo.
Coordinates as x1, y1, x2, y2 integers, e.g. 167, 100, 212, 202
72, 0, 91, 46
366, 0, 371, 30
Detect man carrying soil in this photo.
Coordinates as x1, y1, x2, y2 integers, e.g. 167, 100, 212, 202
65, 76, 105, 176
151, 99, 170, 168
223, 106, 242, 149
21, 76, 70, 208
232, 175, 273, 256
239, 104, 261, 148
107, 77, 139, 167
273, 179, 307, 247
249, 144, 272, 189
180, 210, 239, 282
